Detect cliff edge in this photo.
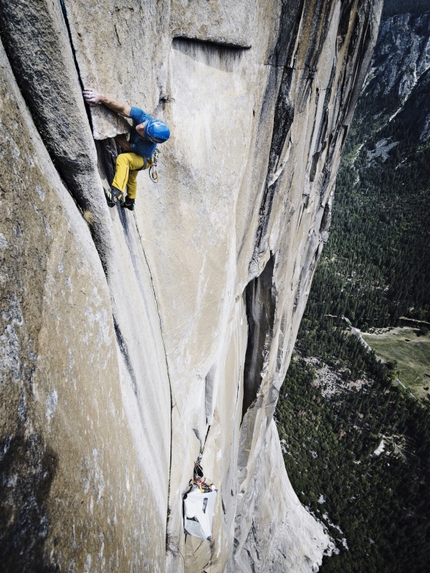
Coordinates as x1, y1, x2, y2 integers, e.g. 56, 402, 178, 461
0, 1, 382, 572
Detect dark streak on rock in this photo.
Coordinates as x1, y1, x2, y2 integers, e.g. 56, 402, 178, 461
172, 37, 249, 73
254, 1, 334, 256
0, 433, 58, 573
113, 317, 138, 397
173, 35, 251, 51
269, 67, 295, 172
320, 202, 331, 233
268, 0, 306, 68
205, 364, 217, 425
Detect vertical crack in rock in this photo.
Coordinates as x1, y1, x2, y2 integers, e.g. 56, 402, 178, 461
269, 67, 295, 172
252, 0, 381, 266
58, 0, 96, 135
0, 1, 90, 205
59, 1, 84, 92
130, 212, 175, 553
242, 256, 276, 418
0, 0, 386, 570
268, 0, 306, 68
0, 0, 113, 274
250, 1, 317, 264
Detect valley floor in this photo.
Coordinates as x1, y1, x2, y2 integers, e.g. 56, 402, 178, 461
362, 327, 430, 400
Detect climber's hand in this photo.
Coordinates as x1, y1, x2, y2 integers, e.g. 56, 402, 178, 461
83, 88, 104, 106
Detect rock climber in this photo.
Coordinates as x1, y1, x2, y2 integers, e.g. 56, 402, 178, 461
83, 88, 170, 211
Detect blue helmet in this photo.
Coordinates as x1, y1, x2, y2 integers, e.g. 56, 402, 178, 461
144, 119, 170, 143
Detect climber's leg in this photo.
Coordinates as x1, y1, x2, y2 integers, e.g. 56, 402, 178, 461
111, 152, 144, 195
125, 169, 139, 200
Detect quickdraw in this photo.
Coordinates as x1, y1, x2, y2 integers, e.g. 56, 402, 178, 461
148, 148, 159, 183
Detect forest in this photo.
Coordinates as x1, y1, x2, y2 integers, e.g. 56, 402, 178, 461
275, 4, 430, 571
277, 349, 430, 572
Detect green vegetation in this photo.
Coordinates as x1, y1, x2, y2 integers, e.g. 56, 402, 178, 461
276, 4, 430, 570
276, 350, 430, 572
362, 328, 430, 398
313, 131, 430, 329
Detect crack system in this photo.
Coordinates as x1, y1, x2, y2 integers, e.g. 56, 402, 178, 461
131, 211, 175, 555
59, 1, 176, 552
1, 0, 176, 560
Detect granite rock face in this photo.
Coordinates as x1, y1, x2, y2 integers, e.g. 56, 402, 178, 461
370, 10, 430, 102
363, 8, 430, 143
0, 1, 382, 572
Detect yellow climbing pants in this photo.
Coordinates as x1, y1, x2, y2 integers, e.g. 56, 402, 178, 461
111, 152, 153, 200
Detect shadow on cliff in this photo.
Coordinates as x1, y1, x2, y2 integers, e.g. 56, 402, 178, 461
242, 256, 276, 418
0, 0, 116, 275
0, 432, 58, 573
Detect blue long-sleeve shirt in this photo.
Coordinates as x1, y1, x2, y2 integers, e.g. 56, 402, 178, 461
129, 106, 157, 159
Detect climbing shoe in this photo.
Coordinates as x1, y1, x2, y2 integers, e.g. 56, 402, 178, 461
121, 198, 135, 211
104, 186, 123, 207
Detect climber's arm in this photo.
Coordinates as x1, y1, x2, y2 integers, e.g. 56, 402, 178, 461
83, 88, 131, 117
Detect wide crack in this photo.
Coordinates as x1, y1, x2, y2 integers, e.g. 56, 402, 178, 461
242, 256, 276, 418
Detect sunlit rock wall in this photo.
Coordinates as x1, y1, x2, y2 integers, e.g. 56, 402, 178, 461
0, 1, 382, 572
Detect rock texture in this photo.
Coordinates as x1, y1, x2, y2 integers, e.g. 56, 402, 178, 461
0, 1, 382, 572
363, 7, 430, 142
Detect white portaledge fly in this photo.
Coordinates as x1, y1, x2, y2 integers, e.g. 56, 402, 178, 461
183, 458, 217, 541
